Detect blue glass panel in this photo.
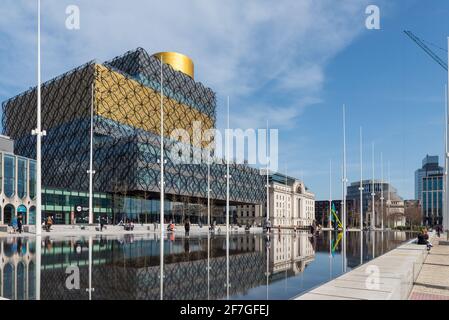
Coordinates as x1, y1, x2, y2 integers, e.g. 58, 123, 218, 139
17, 158, 27, 199
4, 155, 15, 197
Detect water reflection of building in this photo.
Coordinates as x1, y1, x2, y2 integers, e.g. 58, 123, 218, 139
269, 233, 315, 276
0, 234, 318, 300
343, 231, 411, 269
0, 238, 36, 300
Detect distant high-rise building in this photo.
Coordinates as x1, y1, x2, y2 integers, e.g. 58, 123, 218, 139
347, 180, 405, 227
415, 155, 443, 225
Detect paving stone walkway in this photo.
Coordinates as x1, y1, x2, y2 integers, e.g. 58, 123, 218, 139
409, 233, 449, 300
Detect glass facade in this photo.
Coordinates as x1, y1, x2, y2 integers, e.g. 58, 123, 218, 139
415, 155, 444, 225
17, 157, 27, 199
29, 161, 36, 199
2, 48, 265, 225
0, 152, 36, 225
4, 154, 15, 198
422, 175, 443, 225
41, 187, 227, 225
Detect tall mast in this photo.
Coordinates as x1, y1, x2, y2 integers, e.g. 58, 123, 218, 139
342, 105, 347, 232
329, 160, 332, 229
35, 0, 43, 236
265, 120, 270, 227
159, 55, 164, 300
371, 142, 375, 229
380, 152, 384, 230
226, 97, 230, 298
359, 127, 364, 231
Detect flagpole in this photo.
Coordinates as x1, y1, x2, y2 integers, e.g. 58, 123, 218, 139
159, 55, 164, 300
88, 84, 95, 225
359, 127, 364, 231
380, 152, 384, 230
444, 82, 449, 234
371, 142, 375, 230
329, 159, 332, 229
35, 0, 43, 236
386, 161, 391, 227
342, 105, 347, 233
266, 120, 270, 227
226, 96, 230, 298
445, 39, 449, 234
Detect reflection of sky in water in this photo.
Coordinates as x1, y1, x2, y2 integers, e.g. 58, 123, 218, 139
0, 231, 417, 300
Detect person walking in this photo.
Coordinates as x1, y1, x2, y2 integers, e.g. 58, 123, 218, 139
100, 216, 105, 232
184, 218, 190, 237
265, 219, 272, 234
17, 214, 23, 234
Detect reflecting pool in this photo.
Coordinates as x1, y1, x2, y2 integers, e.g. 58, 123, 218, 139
0, 231, 417, 300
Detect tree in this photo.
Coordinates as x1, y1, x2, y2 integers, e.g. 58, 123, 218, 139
404, 202, 422, 230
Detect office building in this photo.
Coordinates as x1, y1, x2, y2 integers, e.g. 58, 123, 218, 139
415, 155, 443, 225
2, 48, 266, 225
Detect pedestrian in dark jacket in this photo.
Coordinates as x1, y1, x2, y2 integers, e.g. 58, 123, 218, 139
184, 218, 190, 237
17, 214, 23, 234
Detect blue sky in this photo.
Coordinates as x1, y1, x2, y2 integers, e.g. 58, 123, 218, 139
0, 0, 448, 200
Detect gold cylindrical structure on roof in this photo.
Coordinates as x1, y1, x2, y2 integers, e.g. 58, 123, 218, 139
153, 52, 194, 79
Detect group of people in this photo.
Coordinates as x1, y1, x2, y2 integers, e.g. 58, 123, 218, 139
166, 218, 191, 236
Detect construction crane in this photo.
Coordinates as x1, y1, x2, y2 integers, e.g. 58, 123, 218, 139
404, 30, 447, 71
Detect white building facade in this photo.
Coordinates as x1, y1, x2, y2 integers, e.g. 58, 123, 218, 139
269, 173, 315, 228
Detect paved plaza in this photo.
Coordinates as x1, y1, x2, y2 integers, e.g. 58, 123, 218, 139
409, 233, 449, 300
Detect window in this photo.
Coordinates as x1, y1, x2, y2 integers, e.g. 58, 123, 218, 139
17, 158, 27, 199
0, 153, 2, 194
4, 155, 15, 198
29, 160, 36, 199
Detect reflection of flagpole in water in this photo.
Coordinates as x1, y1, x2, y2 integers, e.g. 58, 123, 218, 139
207, 152, 211, 228
207, 232, 210, 300
226, 97, 230, 299
266, 237, 269, 300
381, 229, 384, 255
360, 229, 363, 265
329, 231, 333, 280
88, 236, 93, 300
372, 230, 376, 259
35, 236, 41, 300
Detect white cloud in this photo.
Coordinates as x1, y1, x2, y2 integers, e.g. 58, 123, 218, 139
1, 0, 373, 99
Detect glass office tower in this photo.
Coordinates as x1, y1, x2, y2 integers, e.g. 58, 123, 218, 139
415, 155, 444, 225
